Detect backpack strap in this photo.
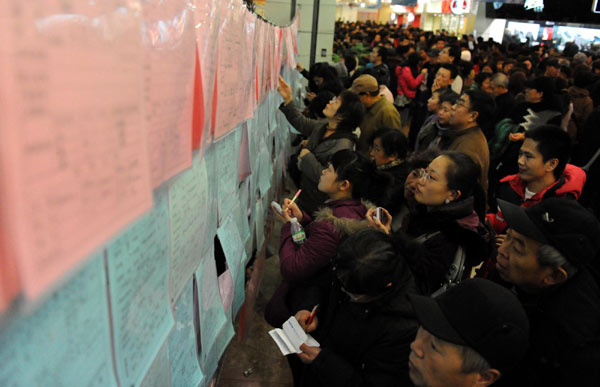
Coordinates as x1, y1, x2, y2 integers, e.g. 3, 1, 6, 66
583, 146, 600, 172
431, 245, 466, 297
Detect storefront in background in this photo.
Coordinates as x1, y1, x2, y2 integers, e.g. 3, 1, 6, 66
421, 0, 478, 35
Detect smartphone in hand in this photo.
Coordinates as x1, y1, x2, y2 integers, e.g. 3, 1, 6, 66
272, 201, 284, 216
374, 207, 387, 223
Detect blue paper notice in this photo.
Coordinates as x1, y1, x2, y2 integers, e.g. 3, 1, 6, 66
195, 246, 230, 381
140, 341, 171, 387
254, 198, 266, 250
257, 145, 273, 196
106, 187, 174, 387
0, 253, 117, 387
217, 213, 247, 317
168, 279, 204, 387
214, 127, 242, 224
169, 152, 213, 301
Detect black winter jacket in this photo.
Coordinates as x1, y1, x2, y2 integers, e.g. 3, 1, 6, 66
402, 197, 489, 295
298, 267, 419, 387
496, 268, 600, 386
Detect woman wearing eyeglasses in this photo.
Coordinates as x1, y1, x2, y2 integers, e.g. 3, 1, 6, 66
369, 151, 490, 295
278, 76, 365, 216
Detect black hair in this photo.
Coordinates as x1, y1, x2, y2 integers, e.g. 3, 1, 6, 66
308, 90, 335, 119
374, 45, 388, 62
508, 71, 527, 96
545, 58, 560, 69
334, 229, 407, 296
462, 89, 495, 134
335, 90, 366, 133
437, 89, 459, 105
441, 151, 481, 200
405, 149, 440, 171
474, 72, 492, 89
343, 51, 357, 73
314, 65, 344, 95
404, 52, 422, 78
330, 149, 391, 204
369, 128, 408, 159
447, 45, 461, 63
524, 125, 572, 179
573, 68, 593, 89
438, 63, 458, 79
441, 151, 486, 218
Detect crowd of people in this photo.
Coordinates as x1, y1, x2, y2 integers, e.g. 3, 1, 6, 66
265, 21, 600, 386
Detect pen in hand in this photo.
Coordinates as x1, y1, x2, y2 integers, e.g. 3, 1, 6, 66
305, 304, 319, 332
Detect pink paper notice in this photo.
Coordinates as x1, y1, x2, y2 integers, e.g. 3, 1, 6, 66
141, 0, 195, 187
212, 0, 251, 138
193, 0, 221, 146
0, 1, 153, 299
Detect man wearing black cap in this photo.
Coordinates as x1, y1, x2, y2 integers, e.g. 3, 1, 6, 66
495, 198, 600, 386
408, 278, 530, 387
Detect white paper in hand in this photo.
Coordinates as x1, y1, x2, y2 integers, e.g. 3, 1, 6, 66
268, 316, 320, 356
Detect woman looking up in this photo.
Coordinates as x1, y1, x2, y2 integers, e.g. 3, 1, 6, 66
278, 76, 365, 215
369, 151, 490, 295
265, 150, 390, 329
368, 127, 409, 217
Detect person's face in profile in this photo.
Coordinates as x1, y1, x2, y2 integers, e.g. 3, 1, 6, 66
409, 327, 477, 387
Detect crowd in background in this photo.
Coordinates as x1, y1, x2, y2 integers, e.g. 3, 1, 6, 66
265, 20, 600, 387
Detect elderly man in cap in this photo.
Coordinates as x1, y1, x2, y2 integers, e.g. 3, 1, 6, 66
408, 278, 530, 386
349, 74, 401, 154
494, 198, 600, 386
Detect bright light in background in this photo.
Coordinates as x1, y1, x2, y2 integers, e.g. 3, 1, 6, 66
407, 12, 415, 23
391, 12, 396, 21
360, 2, 366, 8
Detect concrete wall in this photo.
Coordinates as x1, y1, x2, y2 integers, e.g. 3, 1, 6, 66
336, 4, 358, 22
265, 0, 336, 66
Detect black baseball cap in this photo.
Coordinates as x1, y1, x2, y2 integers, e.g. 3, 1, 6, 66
498, 198, 600, 267
409, 278, 529, 373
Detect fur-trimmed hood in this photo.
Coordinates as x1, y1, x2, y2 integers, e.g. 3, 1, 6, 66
313, 199, 375, 236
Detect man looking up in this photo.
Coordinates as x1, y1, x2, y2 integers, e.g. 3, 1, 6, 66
408, 278, 530, 387
431, 63, 458, 93
350, 74, 402, 155
489, 73, 515, 127
367, 45, 391, 87
494, 198, 600, 386
438, 89, 492, 194
487, 126, 586, 235
437, 46, 463, 93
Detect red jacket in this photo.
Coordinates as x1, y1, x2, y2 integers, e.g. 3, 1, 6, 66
395, 66, 424, 99
487, 164, 586, 234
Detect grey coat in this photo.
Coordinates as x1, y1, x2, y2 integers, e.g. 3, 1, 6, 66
280, 101, 356, 215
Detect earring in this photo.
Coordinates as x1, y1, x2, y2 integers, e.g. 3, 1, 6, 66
444, 199, 450, 204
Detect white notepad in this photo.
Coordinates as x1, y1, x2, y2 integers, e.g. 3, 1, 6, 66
268, 316, 320, 356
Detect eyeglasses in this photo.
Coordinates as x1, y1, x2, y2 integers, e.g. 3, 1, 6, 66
419, 168, 432, 182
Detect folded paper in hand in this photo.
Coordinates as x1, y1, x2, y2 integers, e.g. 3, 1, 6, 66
268, 316, 320, 356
